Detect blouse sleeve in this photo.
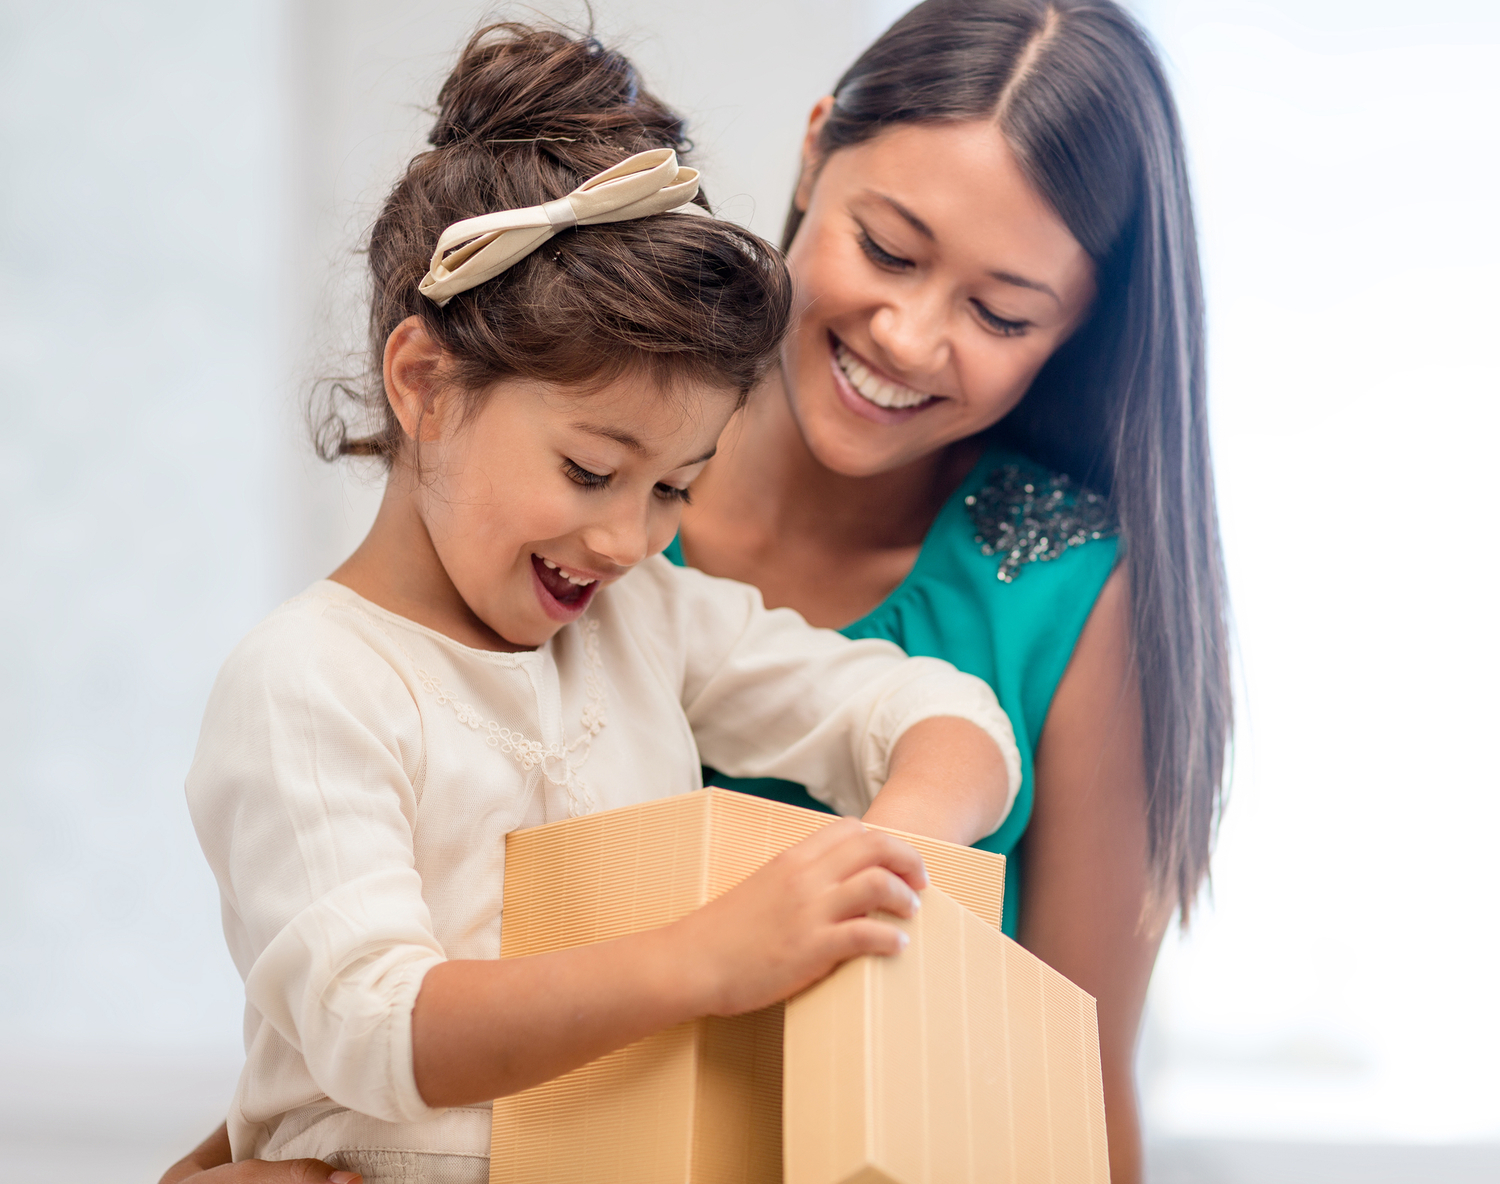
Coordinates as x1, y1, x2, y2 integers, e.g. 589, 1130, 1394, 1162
650, 560, 1021, 819
185, 604, 443, 1125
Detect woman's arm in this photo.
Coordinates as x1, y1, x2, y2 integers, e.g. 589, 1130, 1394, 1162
1019, 569, 1171, 1184
158, 1123, 357, 1183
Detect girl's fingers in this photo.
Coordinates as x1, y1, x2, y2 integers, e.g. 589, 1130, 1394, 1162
824, 915, 910, 962
826, 864, 922, 923
813, 825, 929, 893
774, 815, 866, 866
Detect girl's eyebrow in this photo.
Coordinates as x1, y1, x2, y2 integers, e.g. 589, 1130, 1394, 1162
864, 191, 1060, 304
570, 422, 716, 466
572, 422, 646, 452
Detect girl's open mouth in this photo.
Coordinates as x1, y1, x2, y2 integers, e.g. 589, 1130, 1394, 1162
531, 553, 600, 621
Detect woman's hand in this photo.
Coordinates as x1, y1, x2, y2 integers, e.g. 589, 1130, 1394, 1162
158, 1123, 360, 1184
671, 817, 928, 1015
411, 820, 926, 1108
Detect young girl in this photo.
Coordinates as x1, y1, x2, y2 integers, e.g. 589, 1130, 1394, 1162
186, 25, 1020, 1182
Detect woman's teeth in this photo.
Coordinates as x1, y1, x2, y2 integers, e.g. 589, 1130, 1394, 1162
539, 557, 596, 586
835, 342, 935, 409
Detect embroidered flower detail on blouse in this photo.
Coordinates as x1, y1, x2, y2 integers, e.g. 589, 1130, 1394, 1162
344, 603, 606, 818
407, 616, 605, 817
964, 462, 1115, 583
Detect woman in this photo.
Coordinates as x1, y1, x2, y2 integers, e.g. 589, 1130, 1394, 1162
165, 2, 1228, 1181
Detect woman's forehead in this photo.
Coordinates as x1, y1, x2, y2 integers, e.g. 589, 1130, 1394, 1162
821, 120, 1094, 300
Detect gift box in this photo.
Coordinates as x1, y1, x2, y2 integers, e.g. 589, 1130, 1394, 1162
489, 788, 1106, 1184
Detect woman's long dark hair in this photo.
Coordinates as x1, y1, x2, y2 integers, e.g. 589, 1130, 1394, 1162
788, 0, 1230, 918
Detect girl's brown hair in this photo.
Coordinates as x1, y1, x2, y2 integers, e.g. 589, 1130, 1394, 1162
315, 23, 793, 462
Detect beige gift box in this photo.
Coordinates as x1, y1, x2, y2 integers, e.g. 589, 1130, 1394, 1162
489, 788, 1108, 1184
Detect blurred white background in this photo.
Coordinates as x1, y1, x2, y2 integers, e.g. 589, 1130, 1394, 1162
1, 1, 1496, 1181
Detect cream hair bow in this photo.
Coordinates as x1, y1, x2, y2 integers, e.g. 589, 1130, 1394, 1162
417, 148, 702, 306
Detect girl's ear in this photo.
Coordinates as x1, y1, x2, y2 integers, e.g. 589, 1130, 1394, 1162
792, 95, 836, 215
383, 315, 450, 443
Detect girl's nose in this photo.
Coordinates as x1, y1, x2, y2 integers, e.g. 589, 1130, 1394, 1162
582, 497, 651, 570
868, 286, 951, 380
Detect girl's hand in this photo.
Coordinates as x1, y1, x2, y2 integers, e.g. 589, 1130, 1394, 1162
669, 817, 929, 1016
415, 819, 928, 1107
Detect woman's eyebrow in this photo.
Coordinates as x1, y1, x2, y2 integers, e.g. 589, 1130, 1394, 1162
870, 191, 936, 239
868, 191, 1060, 303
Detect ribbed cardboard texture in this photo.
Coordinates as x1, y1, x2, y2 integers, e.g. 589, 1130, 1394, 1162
491, 789, 1007, 1184
783, 884, 1109, 1184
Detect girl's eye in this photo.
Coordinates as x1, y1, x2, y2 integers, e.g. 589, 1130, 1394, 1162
857, 228, 912, 271
972, 300, 1029, 337
654, 483, 692, 504
563, 459, 611, 489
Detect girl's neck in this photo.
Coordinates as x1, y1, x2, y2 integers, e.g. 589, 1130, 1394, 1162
330, 475, 527, 653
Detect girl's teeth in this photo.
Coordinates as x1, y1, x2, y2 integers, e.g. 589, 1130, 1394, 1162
538, 555, 596, 586
835, 344, 933, 409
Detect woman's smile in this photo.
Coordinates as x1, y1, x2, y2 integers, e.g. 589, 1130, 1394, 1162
829, 334, 942, 421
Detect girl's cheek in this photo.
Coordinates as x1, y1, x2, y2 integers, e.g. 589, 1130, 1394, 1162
647, 509, 683, 554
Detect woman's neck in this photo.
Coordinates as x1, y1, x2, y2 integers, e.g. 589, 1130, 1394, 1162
680, 370, 982, 627
699, 371, 975, 551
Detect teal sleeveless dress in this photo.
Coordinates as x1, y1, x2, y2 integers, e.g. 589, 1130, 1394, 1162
665, 446, 1118, 937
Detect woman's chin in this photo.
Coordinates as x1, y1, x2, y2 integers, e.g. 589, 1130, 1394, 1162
792, 391, 946, 478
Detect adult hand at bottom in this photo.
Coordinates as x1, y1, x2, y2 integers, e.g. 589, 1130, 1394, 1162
159, 1123, 361, 1184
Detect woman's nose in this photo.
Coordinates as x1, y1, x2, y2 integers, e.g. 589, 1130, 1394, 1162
868, 286, 951, 380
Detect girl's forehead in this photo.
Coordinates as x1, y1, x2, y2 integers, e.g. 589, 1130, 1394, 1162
527, 370, 737, 459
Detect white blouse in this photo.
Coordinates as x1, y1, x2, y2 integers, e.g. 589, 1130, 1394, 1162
187, 557, 1020, 1169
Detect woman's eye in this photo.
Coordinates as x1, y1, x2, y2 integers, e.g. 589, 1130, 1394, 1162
857, 229, 912, 271
972, 301, 1029, 337
654, 483, 692, 504
563, 459, 611, 489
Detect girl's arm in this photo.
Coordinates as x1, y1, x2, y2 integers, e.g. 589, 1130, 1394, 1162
1018, 569, 1171, 1184
665, 561, 1019, 839
159, 821, 925, 1175
859, 714, 1014, 844
412, 818, 926, 1106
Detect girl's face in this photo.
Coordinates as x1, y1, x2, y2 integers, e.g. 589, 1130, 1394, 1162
781, 112, 1098, 477
401, 353, 732, 650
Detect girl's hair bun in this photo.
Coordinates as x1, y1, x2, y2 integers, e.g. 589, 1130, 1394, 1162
315, 22, 791, 468
429, 23, 686, 152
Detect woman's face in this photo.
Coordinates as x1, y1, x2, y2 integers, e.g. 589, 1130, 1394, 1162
781, 110, 1098, 477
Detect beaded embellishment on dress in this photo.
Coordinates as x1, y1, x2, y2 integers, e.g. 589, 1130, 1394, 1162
964, 461, 1115, 583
